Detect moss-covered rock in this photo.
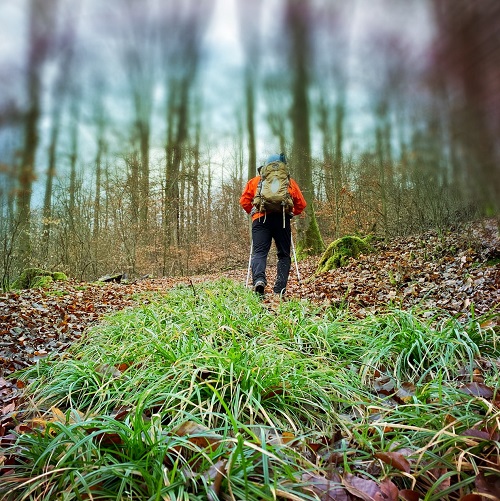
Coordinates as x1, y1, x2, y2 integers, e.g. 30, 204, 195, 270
32, 275, 54, 288
51, 272, 68, 281
316, 235, 371, 274
12, 268, 68, 290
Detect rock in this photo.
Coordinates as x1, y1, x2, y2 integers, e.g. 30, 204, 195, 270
316, 236, 371, 274
11, 268, 68, 290
97, 273, 124, 283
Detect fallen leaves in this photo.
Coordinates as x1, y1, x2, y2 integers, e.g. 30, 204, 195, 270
374, 451, 411, 473
301, 472, 401, 501
0, 279, 177, 382
295, 219, 498, 314
174, 421, 224, 452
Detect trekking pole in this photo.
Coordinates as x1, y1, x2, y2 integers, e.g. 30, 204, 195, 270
290, 231, 301, 283
246, 240, 253, 287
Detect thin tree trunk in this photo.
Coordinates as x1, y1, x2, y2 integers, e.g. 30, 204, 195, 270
237, 0, 261, 180
164, 84, 176, 250
93, 138, 105, 242
18, 0, 57, 265
68, 101, 79, 220
41, 1, 77, 260
139, 121, 150, 226
286, 0, 324, 255
375, 125, 389, 237
192, 119, 201, 236
41, 109, 61, 259
245, 71, 257, 181
171, 82, 189, 247
129, 152, 140, 226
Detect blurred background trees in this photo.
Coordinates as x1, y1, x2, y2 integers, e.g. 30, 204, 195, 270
0, 0, 498, 288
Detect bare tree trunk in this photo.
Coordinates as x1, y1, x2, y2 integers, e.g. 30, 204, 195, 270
179, 139, 188, 243
93, 138, 105, 242
206, 159, 213, 237
119, 0, 157, 229
41, 1, 78, 260
245, 71, 257, 181
68, 99, 79, 220
237, 0, 261, 180
139, 120, 150, 226
286, 0, 324, 255
171, 82, 189, 247
41, 105, 62, 259
127, 151, 141, 226
192, 117, 201, 236
18, 0, 58, 265
161, 1, 214, 253
375, 125, 389, 237
333, 101, 345, 187
164, 86, 176, 250
431, 0, 500, 212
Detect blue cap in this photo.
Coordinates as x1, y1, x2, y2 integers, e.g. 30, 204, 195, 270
265, 153, 286, 165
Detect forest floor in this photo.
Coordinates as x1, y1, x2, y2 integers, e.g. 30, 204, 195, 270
1, 218, 499, 409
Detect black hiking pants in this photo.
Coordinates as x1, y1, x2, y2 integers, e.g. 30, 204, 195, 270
251, 213, 292, 294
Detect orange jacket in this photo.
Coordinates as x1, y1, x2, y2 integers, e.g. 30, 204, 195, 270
240, 176, 307, 221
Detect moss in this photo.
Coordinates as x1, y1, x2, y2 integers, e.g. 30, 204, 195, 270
12, 268, 51, 289
46, 290, 69, 297
485, 257, 500, 267
51, 272, 68, 281
32, 275, 54, 288
295, 213, 325, 259
316, 235, 371, 274
12, 268, 68, 290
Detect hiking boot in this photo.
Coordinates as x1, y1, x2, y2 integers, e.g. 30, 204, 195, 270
274, 288, 286, 300
254, 281, 265, 296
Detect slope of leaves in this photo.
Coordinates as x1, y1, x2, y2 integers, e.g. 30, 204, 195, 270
294, 218, 499, 318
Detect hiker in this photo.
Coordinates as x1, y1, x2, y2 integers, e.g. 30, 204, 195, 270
240, 153, 307, 297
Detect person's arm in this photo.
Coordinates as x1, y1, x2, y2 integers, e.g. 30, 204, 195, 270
240, 177, 258, 214
289, 178, 307, 215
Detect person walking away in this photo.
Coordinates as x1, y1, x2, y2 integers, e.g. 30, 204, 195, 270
240, 153, 306, 297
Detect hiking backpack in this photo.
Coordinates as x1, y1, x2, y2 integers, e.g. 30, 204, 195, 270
252, 160, 294, 214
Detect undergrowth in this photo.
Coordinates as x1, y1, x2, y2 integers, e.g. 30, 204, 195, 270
1, 278, 499, 500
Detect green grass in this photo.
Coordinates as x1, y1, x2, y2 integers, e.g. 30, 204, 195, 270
1, 278, 499, 500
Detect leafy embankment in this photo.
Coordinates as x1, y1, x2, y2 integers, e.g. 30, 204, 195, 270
1, 280, 499, 500
299, 218, 499, 316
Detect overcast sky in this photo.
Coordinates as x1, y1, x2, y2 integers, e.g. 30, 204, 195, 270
0, 0, 436, 177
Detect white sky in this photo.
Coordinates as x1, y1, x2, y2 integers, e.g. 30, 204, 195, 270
0, 2, 27, 70
0, 0, 437, 174
205, 0, 243, 66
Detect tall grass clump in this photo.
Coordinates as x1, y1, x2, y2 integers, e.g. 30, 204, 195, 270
356, 308, 499, 384
1, 279, 498, 500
